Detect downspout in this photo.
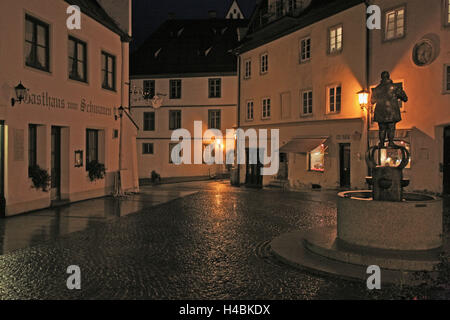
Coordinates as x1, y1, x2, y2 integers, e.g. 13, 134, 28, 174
236, 54, 242, 186
365, 0, 371, 176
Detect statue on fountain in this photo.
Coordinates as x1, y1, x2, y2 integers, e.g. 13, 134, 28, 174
371, 71, 408, 147
366, 71, 410, 202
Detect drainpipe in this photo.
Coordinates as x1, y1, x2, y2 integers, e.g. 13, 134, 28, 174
365, 0, 371, 177
236, 54, 242, 186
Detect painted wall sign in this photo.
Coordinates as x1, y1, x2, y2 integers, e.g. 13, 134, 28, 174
22, 91, 113, 117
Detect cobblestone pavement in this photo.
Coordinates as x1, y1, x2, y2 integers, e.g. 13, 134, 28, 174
0, 181, 448, 300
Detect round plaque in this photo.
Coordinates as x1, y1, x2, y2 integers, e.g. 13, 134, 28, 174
412, 39, 435, 66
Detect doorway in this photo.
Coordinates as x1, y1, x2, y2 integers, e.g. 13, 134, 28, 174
277, 153, 288, 180
444, 126, 450, 194
0, 121, 5, 217
51, 126, 61, 201
245, 148, 263, 188
339, 143, 351, 188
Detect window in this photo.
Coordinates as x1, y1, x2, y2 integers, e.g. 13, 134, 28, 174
302, 90, 313, 115
308, 145, 325, 172
260, 53, 268, 74
169, 110, 182, 130
246, 101, 254, 121
262, 98, 271, 119
385, 7, 405, 40
25, 15, 50, 72
244, 59, 251, 79
208, 110, 221, 129
329, 25, 343, 54
300, 37, 311, 62
143, 112, 155, 131
170, 80, 182, 99
142, 143, 154, 155
445, 65, 450, 92
68, 36, 87, 82
28, 124, 37, 176
143, 80, 155, 99
328, 85, 342, 113
86, 129, 99, 170
101, 51, 116, 90
445, 0, 450, 26
169, 143, 182, 164
208, 78, 221, 98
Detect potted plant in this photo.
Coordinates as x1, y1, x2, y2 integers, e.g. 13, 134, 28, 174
87, 160, 106, 182
29, 165, 51, 192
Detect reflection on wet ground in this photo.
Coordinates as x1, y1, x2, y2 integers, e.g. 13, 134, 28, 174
0, 184, 199, 255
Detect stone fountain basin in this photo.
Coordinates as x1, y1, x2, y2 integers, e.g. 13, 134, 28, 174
337, 191, 443, 251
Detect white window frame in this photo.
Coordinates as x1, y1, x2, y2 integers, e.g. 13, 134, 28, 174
300, 36, 311, 63
246, 100, 254, 121
260, 53, 268, 74
327, 84, 342, 114
262, 98, 271, 119
301, 90, 313, 116
244, 59, 252, 79
328, 25, 343, 55
384, 6, 406, 41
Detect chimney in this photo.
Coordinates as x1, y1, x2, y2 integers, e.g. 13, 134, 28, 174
168, 12, 176, 20
208, 10, 217, 19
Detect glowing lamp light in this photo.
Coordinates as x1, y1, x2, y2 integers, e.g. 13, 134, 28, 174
357, 89, 370, 109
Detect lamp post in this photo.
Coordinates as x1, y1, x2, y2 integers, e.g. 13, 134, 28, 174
357, 89, 372, 176
11, 82, 28, 106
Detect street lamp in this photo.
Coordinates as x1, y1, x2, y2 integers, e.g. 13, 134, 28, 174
11, 81, 27, 106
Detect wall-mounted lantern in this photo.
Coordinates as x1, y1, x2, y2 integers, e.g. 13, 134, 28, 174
357, 89, 370, 110
11, 82, 28, 106
115, 106, 125, 120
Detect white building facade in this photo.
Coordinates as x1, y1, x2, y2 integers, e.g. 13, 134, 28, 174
0, 0, 139, 217
130, 18, 248, 182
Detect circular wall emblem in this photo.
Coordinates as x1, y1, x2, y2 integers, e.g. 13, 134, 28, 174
412, 39, 435, 66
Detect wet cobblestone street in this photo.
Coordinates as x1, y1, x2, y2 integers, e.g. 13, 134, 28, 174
0, 181, 447, 300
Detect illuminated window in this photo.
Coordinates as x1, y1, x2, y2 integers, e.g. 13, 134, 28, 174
329, 25, 342, 54
246, 101, 254, 121
308, 145, 325, 172
379, 141, 411, 169
260, 53, 268, 74
262, 98, 271, 119
327, 85, 341, 113
244, 59, 251, 79
385, 7, 405, 40
302, 90, 313, 115
300, 37, 311, 62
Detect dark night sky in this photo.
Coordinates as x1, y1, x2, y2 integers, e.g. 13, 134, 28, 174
131, 0, 258, 52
